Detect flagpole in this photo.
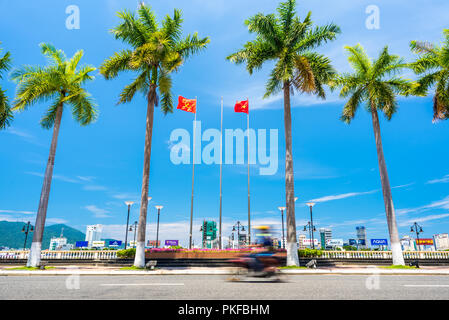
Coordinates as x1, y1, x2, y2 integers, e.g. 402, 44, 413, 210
219, 97, 223, 249
246, 98, 251, 245
189, 97, 197, 249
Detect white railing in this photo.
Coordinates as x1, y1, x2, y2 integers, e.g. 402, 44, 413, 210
320, 250, 449, 260
0, 250, 117, 260
0, 250, 448, 260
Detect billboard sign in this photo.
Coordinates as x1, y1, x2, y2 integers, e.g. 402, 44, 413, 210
416, 238, 434, 246
147, 240, 161, 247
358, 239, 366, 245
326, 239, 344, 246
109, 240, 122, 247
91, 241, 105, 247
165, 240, 179, 246
75, 241, 89, 248
348, 239, 357, 246
301, 239, 319, 246
371, 239, 388, 246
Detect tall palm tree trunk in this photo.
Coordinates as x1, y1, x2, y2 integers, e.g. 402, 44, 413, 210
371, 106, 405, 266
134, 85, 156, 268
27, 104, 63, 267
283, 81, 299, 266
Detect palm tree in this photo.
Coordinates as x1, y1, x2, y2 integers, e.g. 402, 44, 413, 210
11, 43, 97, 267
226, 0, 340, 266
410, 29, 449, 121
330, 44, 417, 266
0, 42, 12, 129
100, 4, 209, 268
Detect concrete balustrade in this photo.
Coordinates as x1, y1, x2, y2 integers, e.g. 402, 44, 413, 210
0, 250, 448, 261
0, 250, 118, 260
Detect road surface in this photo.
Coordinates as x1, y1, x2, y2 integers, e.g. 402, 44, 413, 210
1, 275, 448, 299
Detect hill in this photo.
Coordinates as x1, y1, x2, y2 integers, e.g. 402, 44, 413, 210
0, 221, 85, 250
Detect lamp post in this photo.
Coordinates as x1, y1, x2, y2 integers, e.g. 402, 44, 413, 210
21, 221, 34, 250
124, 201, 134, 249
306, 202, 316, 249
278, 207, 286, 249
232, 221, 245, 249
303, 222, 316, 248
155, 205, 163, 248
129, 221, 138, 248
410, 222, 424, 251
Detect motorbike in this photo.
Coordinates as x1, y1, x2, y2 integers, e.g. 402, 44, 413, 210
228, 253, 283, 281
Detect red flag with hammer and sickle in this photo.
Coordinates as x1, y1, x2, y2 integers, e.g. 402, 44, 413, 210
234, 99, 249, 114
177, 96, 197, 113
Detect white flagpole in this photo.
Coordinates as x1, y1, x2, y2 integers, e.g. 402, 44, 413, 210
246, 98, 251, 245
219, 97, 223, 249
189, 97, 197, 249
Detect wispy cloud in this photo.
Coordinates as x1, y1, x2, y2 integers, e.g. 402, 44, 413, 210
396, 196, 449, 216
310, 189, 378, 203
25, 171, 83, 184
0, 209, 34, 215
398, 213, 449, 227
84, 205, 111, 218
427, 174, 449, 184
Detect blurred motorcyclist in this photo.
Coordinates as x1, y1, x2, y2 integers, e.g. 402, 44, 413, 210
247, 226, 275, 272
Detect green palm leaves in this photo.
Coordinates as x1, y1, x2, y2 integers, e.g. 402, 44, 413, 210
331, 44, 416, 123
100, 5, 209, 112
11, 43, 97, 128
410, 29, 449, 121
227, 0, 340, 98
0, 42, 12, 130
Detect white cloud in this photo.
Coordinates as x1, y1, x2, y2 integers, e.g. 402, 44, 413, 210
398, 213, 449, 227
0, 209, 34, 215
310, 189, 378, 203
427, 174, 449, 184
84, 205, 111, 218
396, 196, 449, 216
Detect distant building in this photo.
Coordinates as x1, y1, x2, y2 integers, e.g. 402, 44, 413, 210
319, 228, 332, 249
85, 224, 103, 247
49, 228, 73, 251
297, 234, 307, 250
434, 233, 449, 251
400, 235, 415, 251
356, 226, 367, 248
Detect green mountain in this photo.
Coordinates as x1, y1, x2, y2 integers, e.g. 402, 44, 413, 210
0, 221, 85, 250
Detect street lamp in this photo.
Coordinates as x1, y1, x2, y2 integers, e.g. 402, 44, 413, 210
21, 221, 34, 250
306, 202, 316, 249
303, 222, 316, 248
129, 221, 138, 248
155, 205, 163, 248
124, 201, 134, 249
410, 222, 424, 251
232, 221, 245, 249
278, 206, 286, 249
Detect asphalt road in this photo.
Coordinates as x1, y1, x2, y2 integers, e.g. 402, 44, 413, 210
0, 275, 448, 300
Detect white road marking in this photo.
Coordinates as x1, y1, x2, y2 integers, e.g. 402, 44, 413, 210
403, 285, 449, 288
101, 283, 184, 286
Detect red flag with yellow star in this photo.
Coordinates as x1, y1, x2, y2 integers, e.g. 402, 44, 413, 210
234, 99, 249, 114
177, 96, 196, 113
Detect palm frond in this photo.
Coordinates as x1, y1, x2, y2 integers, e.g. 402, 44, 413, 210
0, 88, 13, 129
100, 50, 133, 80
345, 44, 371, 75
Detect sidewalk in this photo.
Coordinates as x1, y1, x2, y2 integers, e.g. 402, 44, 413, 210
1, 265, 449, 275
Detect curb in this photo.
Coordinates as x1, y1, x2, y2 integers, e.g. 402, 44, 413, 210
1, 268, 449, 276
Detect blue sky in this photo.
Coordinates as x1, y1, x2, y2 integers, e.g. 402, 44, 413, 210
1, 0, 449, 247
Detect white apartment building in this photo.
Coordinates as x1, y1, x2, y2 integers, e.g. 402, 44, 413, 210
434, 233, 449, 250
85, 224, 103, 247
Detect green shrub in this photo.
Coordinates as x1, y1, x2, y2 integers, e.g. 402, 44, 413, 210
298, 248, 323, 257
116, 248, 136, 259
